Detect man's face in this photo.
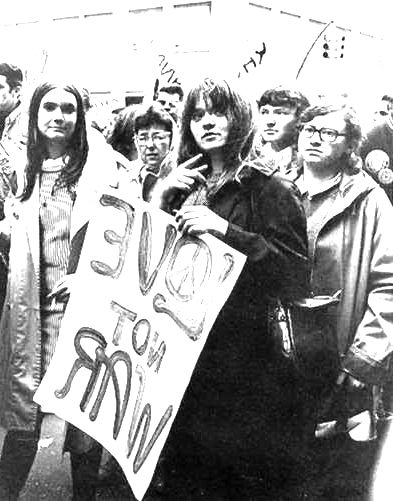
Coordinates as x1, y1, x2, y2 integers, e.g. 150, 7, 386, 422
156, 91, 181, 122
0, 75, 20, 114
298, 112, 348, 169
258, 104, 298, 148
136, 123, 171, 170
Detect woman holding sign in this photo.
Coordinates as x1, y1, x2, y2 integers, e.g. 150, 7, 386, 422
0, 82, 127, 500
148, 77, 311, 500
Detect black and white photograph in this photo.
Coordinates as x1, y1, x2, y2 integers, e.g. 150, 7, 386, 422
0, 1, 392, 499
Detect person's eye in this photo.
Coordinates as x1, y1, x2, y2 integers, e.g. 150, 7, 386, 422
192, 110, 204, 121
380, 111, 388, 116
43, 102, 57, 112
214, 111, 225, 117
323, 129, 337, 139
153, 134, 168, 141
303, 126, 314, 134
61, 104, 76, 114
259, 108, 269, 115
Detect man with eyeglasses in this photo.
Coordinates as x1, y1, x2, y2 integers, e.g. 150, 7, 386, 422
294, 103, 393, 499
249, 86, 309, 178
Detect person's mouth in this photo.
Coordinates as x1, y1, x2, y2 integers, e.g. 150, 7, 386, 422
306, 148, 323, 155
202, 132, 219, 140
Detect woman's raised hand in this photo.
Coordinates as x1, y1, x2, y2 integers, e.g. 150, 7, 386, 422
150, 154, 208, 206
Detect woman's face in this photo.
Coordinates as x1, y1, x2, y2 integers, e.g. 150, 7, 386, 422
190, 97, 230, 153
298, 111, 349, 168
37, 88, 78, 143
136, 123, 172, 170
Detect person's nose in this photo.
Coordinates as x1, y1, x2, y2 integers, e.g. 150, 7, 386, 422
53, 107, 64, 123
266, 113, 276, 127
310, 135, 322, 146
145, 137, 156, 149
201, 112, 215, 129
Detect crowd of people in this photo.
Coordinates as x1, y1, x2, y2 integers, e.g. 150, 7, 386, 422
0, 60, 392, 500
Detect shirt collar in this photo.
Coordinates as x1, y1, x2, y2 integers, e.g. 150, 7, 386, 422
296, 171, 342, 199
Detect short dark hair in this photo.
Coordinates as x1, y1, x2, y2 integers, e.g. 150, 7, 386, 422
0, 63, 23, 91
257, 86, 309, 116
134, 102, 175, 137
382, 95, 393, 111
158, 84, 184, 101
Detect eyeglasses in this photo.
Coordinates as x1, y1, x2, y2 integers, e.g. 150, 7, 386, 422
136, 132, 171, 146
299, 124, 347, 143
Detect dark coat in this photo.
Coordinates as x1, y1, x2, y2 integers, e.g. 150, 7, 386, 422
162, 165, 310, 485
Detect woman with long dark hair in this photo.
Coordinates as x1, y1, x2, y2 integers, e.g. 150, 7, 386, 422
148, 77, 311, 499
0, 82, 125, 500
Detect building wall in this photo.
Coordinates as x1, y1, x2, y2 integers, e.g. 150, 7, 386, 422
0, 0, 389, 109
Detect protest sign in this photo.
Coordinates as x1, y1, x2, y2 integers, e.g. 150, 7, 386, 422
34, 190, 246, 500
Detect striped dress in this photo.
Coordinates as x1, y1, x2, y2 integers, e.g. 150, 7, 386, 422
39, 157, 74, 373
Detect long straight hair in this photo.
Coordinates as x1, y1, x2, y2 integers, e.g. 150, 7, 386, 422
178, 78, 255, 179
20, 82, 89, 201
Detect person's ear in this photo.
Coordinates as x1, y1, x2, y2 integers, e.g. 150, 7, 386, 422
11, 84, 21, 102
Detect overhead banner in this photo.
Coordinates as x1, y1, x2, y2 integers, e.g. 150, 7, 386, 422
34, 190, 246, 500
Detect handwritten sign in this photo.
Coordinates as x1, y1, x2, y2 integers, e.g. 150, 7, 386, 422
237, 42, 267, 78
34, 190, 246, 500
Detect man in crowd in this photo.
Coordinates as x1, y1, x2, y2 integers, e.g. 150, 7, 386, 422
0, 62, 25, 147
250, 86, 309, 178
0, 62, 26, 207
155, 84, 184, 123
0, 63, 25, 318
359, 94, 393, 204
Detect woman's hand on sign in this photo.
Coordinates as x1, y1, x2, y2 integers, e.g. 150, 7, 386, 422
175, 205, 229, 238
47, 273, 77, 305
150, 154, 208, 206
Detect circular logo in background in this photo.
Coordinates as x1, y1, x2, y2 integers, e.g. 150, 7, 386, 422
378, 167, 393, 185
365, 149, 390, 175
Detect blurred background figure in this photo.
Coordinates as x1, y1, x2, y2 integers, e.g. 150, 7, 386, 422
154, 83, 184, 123
106, 104, 138, 162
359, 94, 393, 204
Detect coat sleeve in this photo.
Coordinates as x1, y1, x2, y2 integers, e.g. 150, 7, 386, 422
223, 175, 310, 300
342, 191, 393, 384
